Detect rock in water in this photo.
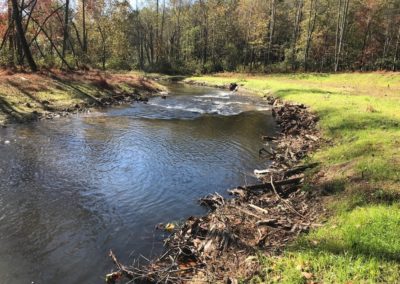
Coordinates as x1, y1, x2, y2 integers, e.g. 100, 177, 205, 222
229, 83, 238, 91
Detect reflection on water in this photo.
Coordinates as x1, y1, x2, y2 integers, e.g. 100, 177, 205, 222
0, 83, 277, 284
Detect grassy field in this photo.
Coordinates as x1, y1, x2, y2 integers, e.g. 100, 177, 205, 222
0, 69, 164, 125
185, 73, 400, 283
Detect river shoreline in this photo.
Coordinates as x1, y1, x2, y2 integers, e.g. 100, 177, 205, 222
0, 70, 165, 127
106, 82, 325, 283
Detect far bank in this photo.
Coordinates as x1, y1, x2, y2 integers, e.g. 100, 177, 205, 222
0, 69, 165, 126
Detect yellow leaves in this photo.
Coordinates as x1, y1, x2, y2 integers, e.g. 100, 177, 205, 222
165, 223, 175, 232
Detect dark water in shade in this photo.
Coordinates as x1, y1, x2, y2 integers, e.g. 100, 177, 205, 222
0, 83, 277, 284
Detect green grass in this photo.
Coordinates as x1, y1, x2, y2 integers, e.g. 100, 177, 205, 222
252, 205, 400, 284
185, 72, 400, 283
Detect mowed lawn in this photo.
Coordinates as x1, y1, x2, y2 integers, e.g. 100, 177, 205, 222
185, 73, 400, 283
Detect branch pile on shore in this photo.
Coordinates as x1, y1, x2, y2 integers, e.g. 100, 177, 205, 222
107, 96, 324, 283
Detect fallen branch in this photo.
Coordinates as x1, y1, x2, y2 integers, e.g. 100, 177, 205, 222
283, 162, 319, 177
270, 177, 304, 218
236, 176, 303, 192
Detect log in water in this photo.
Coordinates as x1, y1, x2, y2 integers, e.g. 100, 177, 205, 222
0, 83, 277, 284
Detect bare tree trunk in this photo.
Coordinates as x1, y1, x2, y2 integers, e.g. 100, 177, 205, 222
359, 16, 371, 70
159, 0, 166, 60
334, 0, 350, 72
199, 0, 208, 68
149, 27, 154, 64
11, 0, 37, 71
304, 0, 317, 71
62, 0, 69, 61
54, 8, 78, 67
155, 0, 159, 62
82, 0, 87, 54
23, 0, 37, 32
7, 0, 14, 66
290, 0, 304, 70
393, 25, 400, 71
72, 21, 84, 51
267, 0, 276, 67
97, 24, 106, 70
381, 16, 391, 69
334, 0, 341, 71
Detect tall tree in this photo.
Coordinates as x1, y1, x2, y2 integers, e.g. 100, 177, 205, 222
304, 0, 317, 71
62, 0, 69, 61
334, 0, 350, 72
11, 0, 37, 71
7, 0, 14, 66
290, 0, 304, 70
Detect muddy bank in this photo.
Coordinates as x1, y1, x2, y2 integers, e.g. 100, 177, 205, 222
184, 79, 256, 97
33, 89, 155, 121
0, 70, 165, 126
106, 85, 325, 283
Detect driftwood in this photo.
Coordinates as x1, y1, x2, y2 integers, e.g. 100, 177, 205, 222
236, 176, 303, 192
283, 162, 319, 177
261, 135, 277, 141
199, 192, 225, 209
248, 204, 269, 215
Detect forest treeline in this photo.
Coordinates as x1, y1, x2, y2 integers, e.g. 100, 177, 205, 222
1, 0, 399, 74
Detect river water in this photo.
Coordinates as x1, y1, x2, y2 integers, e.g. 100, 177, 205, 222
0, 83, 277, 284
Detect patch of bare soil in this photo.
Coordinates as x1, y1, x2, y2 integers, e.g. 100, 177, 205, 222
107, 95, 326, 284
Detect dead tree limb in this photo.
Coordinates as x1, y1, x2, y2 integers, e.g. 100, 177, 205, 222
29, 16, 72, 70
237, 176, 303, 192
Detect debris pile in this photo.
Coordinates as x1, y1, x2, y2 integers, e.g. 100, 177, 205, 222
257, 96, 321, 179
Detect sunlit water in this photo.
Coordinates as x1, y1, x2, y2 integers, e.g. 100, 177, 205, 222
0, 83, 277, 283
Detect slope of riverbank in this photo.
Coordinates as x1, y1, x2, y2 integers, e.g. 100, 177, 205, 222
184, 73, 400, 283
0, 70, 165, 126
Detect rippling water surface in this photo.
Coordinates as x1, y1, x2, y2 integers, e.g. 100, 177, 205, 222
0, 83, 277, 283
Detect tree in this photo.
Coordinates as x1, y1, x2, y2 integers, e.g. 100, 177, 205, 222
304, 0, 317, 71
334, 0, 351, 72
11, 0, 37, 71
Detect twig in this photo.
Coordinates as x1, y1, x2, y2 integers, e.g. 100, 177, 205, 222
270, 177, 304, 218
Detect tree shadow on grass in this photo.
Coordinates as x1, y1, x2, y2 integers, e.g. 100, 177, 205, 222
7, 80, 51, 109
294, 235, 400, 263
315, 106, 400, 134
0, 96, 36, 122
48, 74, 103, 105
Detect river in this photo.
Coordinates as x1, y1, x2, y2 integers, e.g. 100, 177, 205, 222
0, 83, 277, 283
